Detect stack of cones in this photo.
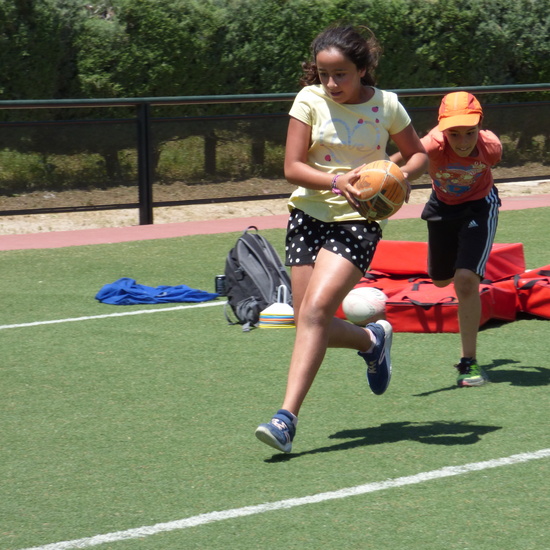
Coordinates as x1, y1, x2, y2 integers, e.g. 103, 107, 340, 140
259, 285, 294, 329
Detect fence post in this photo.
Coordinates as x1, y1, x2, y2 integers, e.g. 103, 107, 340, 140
137, 103, 154, 225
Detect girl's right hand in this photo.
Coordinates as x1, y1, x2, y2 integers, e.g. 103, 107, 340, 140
340, 166, 364, 211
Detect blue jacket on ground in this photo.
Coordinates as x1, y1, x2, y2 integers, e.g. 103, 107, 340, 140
96, 277, 219, 305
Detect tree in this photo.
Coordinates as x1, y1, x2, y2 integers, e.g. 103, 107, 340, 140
0, 0, 84, 103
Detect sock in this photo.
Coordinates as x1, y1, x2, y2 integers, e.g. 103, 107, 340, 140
364, 329, 378, 353
277, 409, 298, 427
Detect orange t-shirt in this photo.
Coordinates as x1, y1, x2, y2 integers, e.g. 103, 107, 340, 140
421, 128, 502, 205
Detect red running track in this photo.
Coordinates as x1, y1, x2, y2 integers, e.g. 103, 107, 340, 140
0, 194, 549, 251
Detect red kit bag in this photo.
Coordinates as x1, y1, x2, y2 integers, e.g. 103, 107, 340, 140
481, 282, 518, 322
386, 281, 465, 333
484, 243, 525, 281
336, 241, 524, 327
352, 271, 415, 298
370, 241, 429, 275
385, 280, 516, 333
515, 266, 550, 279
488, 266, 550, 317
370, 241, 525, 280
514, 276, 550, 319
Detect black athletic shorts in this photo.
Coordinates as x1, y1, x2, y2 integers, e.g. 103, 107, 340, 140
285, 208, 382, 274
421, 187, 501, 280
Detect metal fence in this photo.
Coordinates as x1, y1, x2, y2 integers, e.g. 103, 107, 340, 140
0, 84, 549, 225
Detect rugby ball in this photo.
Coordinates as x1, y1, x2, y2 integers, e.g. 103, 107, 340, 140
342, 286, 388, 325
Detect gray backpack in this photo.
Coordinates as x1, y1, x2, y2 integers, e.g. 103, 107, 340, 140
224, 226, 292, 331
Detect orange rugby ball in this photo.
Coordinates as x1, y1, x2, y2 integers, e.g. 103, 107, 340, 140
354, 160, 407, 221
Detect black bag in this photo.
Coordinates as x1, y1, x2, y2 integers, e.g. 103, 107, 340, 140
224, 226, 292, 331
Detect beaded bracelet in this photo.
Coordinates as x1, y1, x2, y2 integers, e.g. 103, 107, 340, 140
331, 174, 343, 195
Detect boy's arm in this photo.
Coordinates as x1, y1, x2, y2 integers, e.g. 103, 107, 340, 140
391, 132, 432, 170
390, 125, 428, 182
388, 124, 428, 202
389, 151, 404, 165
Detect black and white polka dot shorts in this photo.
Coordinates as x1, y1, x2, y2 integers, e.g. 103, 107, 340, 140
285, 209, 382, 274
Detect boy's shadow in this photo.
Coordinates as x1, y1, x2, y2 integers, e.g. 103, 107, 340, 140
266, 420, 501, 463
413, 358, 550, 397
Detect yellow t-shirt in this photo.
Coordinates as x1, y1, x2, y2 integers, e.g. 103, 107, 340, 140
288, 85, 411, 222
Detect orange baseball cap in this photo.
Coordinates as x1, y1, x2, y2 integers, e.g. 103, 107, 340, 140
438, 91, 483, 131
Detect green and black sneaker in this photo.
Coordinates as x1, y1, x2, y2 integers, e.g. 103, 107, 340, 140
455, 357, 488, 387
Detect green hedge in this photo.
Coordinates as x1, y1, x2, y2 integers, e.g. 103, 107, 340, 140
1, 0, 548, 104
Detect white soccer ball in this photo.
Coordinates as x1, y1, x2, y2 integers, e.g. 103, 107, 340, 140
342, 287, 388, 326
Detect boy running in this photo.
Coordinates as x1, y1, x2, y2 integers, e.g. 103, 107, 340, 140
392, 91, 502, 387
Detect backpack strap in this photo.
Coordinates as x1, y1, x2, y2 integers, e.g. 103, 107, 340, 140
224, 302, 240, 326
224, 299, 260, 332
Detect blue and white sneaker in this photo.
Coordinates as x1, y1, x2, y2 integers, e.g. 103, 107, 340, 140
358, 320, 393, 395
255, 409, 297, 453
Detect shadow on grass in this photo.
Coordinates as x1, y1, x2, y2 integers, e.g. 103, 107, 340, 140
484, 358, 550, 386
266, 420, 501, 462
412, 358, 550, 397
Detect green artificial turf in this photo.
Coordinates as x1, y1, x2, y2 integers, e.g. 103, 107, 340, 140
1, 208, 548, 549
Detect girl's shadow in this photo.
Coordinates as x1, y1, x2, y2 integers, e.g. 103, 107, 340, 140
267, 420, 501, 462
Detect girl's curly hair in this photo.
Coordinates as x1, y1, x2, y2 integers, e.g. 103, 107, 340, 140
300, 24, 382, 87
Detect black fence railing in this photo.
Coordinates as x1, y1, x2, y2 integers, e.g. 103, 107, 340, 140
1, 84, 549, 225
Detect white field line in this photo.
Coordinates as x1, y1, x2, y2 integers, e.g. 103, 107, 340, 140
19, 448, 550, 550
0, 301, 226, 331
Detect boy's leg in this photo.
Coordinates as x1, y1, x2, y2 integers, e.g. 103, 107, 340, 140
427, 217, 487, 386
426, 219, 460, 284
453, 192, 499, 386
453, 268, 487, 387
454, 268, 482, 359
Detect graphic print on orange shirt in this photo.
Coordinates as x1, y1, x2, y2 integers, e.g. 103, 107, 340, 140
434, 161, 487, 196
